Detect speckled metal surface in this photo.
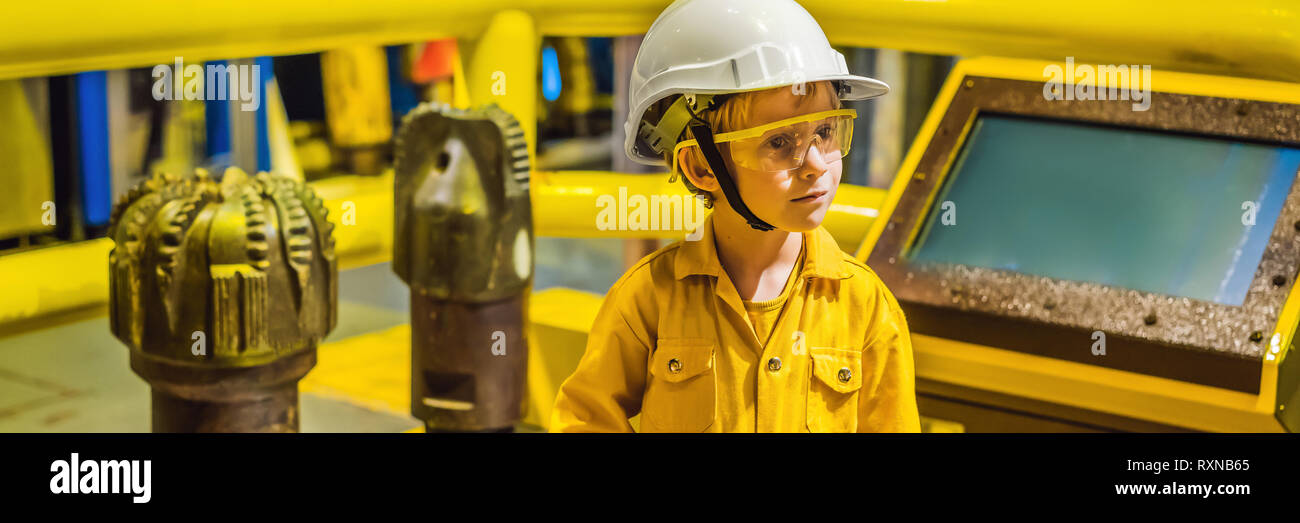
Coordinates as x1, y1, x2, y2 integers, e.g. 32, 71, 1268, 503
869, 76, 1300, 383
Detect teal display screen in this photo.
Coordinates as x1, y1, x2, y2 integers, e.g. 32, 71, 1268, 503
908, 114, 1300, 306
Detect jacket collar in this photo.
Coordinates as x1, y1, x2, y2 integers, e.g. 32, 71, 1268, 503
674, 213, 852, 281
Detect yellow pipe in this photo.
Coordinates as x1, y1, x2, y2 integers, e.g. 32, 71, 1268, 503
465, 10, 538, 165
0, 170, 881, 328
2, 1, 1297, 82
0, 78, 55, 238
450, 44, 470, 110
531, 170, 882, 248
320, 46, 394, 149
0, 173, 393, 328
0, 238, 113, 326
309, 171, 396, 270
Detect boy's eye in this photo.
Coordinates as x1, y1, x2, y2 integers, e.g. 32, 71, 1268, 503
816, 123, 835, 141
763, 134, 793, 152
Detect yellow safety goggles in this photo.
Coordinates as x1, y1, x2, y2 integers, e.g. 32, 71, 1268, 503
672, 108, 856, 178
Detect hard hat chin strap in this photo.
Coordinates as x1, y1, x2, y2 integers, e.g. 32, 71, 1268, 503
688, 123, 775, 232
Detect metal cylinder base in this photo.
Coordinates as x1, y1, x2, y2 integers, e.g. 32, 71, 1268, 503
411, 291, 528, 432
424, 421, 515, 433
151, 383, 299, 433
131, 347, 317, 433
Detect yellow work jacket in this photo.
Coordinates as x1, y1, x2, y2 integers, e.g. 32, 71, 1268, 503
550, 215, 921, 433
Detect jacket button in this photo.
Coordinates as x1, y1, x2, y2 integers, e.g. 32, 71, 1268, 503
667, 358, 682, 374
838, 367, 852, 383
767, 357, 782, 372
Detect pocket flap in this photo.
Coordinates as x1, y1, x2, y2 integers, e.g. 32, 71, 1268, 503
650, 338, 715, 383
810, 347, 862, 393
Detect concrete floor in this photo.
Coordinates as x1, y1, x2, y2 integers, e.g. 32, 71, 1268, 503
0, 237, 625, 433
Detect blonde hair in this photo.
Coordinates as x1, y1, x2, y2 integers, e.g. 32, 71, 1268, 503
651, 81, 842, 207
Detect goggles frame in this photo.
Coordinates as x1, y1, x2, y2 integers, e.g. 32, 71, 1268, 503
671, 108, 857, 181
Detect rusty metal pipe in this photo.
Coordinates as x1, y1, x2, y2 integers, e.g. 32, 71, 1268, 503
410, 292, 528, 432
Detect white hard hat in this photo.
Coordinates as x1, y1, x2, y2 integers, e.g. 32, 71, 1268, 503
625, 0, 890, 166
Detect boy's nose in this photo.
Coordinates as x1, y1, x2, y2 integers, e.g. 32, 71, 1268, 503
797, 142, 831, 179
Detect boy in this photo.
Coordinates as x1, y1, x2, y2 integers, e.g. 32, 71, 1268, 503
550, 0, 920, 432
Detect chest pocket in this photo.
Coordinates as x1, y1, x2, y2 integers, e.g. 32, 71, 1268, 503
806, 347, 863, 432
642, 339, 716, 433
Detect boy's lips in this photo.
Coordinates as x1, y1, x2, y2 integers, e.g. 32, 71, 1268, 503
791, 190, 828, 203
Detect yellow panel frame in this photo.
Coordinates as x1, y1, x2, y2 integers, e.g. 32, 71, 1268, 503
857, 56, 1300, 432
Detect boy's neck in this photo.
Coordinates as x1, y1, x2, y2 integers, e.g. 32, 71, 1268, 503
711, 206, 804, 301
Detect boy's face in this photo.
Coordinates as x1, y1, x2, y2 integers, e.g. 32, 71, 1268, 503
685, 84, 843, 233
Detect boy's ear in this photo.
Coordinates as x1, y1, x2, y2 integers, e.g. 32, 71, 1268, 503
677, 146, 720, 193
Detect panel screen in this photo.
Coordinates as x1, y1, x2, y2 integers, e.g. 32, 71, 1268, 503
908, 114, 1300, 306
